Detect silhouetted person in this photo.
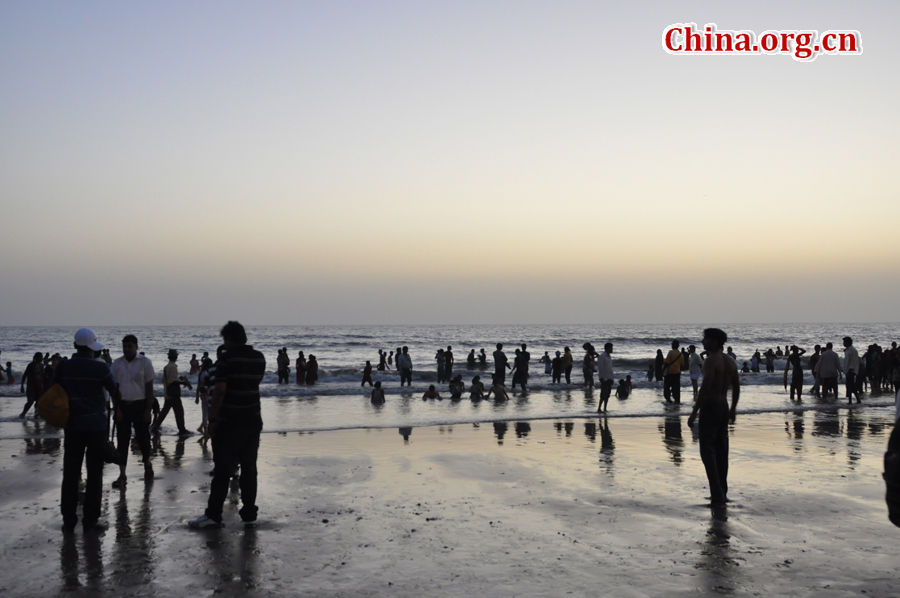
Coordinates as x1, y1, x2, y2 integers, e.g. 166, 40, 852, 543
687, 328, 740, 506
305, 355, 319, 385
486, 374, 509, 401
470, 375, 485, 400
422, 385, 441, 400
785, 345, 806, 400
663, 340, 684, 403
398, 346, 413, 387
808, 345, 822, 397
562, 347, 574, 384
110, 334, 156, 487
18, 352, 44, 418
493, 343, 510, 386
551, 351, 563, 383
597, 342, 614, 412
654, 349, 665, 381
371, 381, 385, 404
361, 361, 373, 387
276, 348, 290, 384
843, 336, 861, 403
378, 349, 387, 371
818, 343, 842, 398
153, 349, 192, 435
296, 351, 306, 385
189, 321, 266, 529
467, 349, 476, 369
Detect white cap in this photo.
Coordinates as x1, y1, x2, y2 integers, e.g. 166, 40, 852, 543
74, 328, 104, 351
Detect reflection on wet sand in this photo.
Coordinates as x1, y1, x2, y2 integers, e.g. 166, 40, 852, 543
493, 422, 508, 444
111, 481, 156, 587
60, 530, 104, 590
399, 427, 412, 442
697, 506, 742, 593
659, 414, 684, 466
554, 422, 574, 437
514, 422, 531, 438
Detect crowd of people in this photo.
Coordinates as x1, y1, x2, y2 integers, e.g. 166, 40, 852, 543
4, 326, 899, 529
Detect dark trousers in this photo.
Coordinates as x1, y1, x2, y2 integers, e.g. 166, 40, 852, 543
823, 376, 839, 397
206, 413, 262, 523
552, 370, 562, 383
564, 366, 572, 384
846, 371, 859, 399
277, 369, 288, 383
116, 401, 152, 465
699, 400, 730, 503
155, 398, 186, 432
663, 373, 681, 403
599, 379, 613, 402
62, 428, 106, 527
400, 368, 412, 386
361, 375, 373, 387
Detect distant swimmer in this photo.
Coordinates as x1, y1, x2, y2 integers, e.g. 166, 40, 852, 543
510, 349, 528, 391
276, 348, 290, 384
615, 379, 630, 399
435, 348, 446, 383
726, 347, 738, 362
486, 374, 510, 401
562, 347, 574, 384
551, 351, 563, 383
784, 345, 806, 400
445, 346, 454, 379
478, 349, 487, 365
470, 375, 485, 400
189, 354, 200, 376
582, 343, 597, 389
687, 328, 740, 507
449, 375, 465, 399
296, 351, 306, 385
305, 355, 319, 385
750, 351, 761, 373
539, 351, 551, 375
378, 350, 387, 371
493, 343, 511, 386
764, 348, 775, 373
741, 362, 750, 373
361, 361, 374, 388
775, 347, 784, 358
371, 381, 386, 404
388, 350, 394, 367
467, 349, 476, 369
654, 349, 665, 382
422, 385, 441, 400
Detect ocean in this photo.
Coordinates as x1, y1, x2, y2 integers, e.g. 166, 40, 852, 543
1, 323, 897, 437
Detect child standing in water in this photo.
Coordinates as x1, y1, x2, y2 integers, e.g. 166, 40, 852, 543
5, 362, 13, 384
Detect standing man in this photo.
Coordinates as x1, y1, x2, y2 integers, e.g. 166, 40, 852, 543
152, 349, 192, 435
189, 321, 266, 528
687, 328, 740, 507
444, 346, 454, 380
276, 348, 290, 384
843, 336, 861, 404
56, 329, 119, 531
397, 346, 413, 387
688, 345, 704, 399
110, 334, 155, 487
663, 340, 685, 403
18, 352, 45, 418
582, 342, 597, 388
562, 347, 574, 384
597, 342, 614, 413
808, 345, 822, 397
493, 343, 510, 386
818, 342, 843, 398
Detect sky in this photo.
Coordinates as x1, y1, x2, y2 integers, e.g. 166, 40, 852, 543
1, 1, 898, 326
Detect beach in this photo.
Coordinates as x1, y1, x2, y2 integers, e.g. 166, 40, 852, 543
1, 406, 897, 597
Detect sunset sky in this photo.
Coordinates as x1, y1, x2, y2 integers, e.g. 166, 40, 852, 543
2, 1, 898, 325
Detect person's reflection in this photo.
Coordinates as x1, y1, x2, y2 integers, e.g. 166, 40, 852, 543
787, 411, 805, 452
812, 408, 840, 439
553, 422, 576, 436
514, 422, 531, 438
584, 422, 597, 443
659, 414, 684, 466
846, 410, 864, 468
239, 528, 260, 588
60, 530, 80, 589
697, 506, 741, 591
599, 417, 615, 476
398, 427, 412, 442
110, 478, 156, 587
493, 422, 508, 444
82, 529, 104, 587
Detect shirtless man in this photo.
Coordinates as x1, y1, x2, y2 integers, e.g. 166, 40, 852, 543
785, 345, 806, 400
687, 328, 740, 507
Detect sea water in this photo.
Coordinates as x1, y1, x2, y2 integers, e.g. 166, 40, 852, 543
0, 324, 896, 438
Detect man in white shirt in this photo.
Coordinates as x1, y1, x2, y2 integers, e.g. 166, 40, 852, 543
817, 342, 843, 398
110, 334, 156, 487
689, 345, 705, 399
843, 336, 861, 404
597, 343, 615, 413
397, 346, 413, 387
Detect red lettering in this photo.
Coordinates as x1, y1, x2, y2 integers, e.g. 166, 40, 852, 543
665, 27, 683, 52
780, 32, 795, 52
704, 25, 713, 52
715, 32, 734, 52
822, 33, 836, 52
684, 24, 703, 51
760, 33, 778, 52
735, 33, 752, 52
839, 33, 857, 52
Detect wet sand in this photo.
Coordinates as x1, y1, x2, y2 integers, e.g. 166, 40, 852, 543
0, 408, 897, 597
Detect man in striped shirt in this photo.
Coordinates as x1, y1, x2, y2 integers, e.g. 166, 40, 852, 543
189, 321, 266, 529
